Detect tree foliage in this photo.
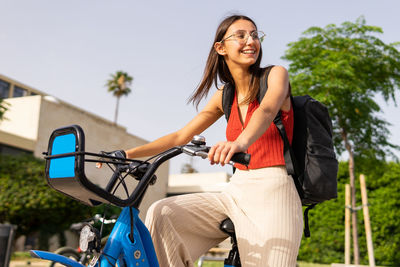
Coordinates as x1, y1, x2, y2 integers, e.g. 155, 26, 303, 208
106, 71, 133, 124
366, 162, 400, 265
0, 154, 122, 249
283, 17, 400, 265
298, 161, 348, 263
298, 161, 400, 266
0, 98, 8, 121
0, 154, 93, 240
282, 16, 400, 160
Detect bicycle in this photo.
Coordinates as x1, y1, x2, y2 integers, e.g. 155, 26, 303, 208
49, 214, 117, 267
30, 125, 250, 267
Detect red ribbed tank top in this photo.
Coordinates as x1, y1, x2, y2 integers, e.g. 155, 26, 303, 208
226, 91, 294, 170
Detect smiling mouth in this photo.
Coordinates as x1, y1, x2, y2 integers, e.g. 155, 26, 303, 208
241, 50, 256, 54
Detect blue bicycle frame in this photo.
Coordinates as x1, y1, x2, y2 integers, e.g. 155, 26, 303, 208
32, 208, 158, 267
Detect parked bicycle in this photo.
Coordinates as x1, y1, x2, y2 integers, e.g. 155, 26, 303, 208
49, 214, 117, 267
30, 125, 250, 267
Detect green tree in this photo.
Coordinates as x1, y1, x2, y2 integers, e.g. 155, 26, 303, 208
0, 154, 93, 249
366, 162, 400, 266
298, 161, 400, 266
282, 17, 400, 263
106, 71, 133, 124
298, 161, 349, 264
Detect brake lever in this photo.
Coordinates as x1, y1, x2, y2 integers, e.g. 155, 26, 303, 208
194, 151, 208, 159
182, 145, 236, 166
181, 144, 209, 157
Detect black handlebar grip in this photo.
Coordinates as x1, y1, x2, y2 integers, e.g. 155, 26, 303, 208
231, 153, 251, 166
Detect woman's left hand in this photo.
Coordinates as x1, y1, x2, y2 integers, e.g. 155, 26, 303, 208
208, 141, 247, 166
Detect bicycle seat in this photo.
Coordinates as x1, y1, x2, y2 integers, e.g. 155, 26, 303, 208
220, 218, 235, 236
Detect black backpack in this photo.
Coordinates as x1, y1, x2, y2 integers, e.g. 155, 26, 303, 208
222, 66, 338, 237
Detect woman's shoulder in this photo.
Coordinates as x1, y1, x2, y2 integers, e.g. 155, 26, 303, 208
202, 87, 224, 113
266, 65, 288, 75
266, 65, 289, 84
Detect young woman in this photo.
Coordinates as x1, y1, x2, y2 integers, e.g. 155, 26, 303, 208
124, 14, 303, 267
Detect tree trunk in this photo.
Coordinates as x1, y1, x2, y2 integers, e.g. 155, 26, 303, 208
114, 96, 120, 124
342, 130, 360, 265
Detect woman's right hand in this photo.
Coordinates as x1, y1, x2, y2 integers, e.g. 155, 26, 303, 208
208, 140, 247, 166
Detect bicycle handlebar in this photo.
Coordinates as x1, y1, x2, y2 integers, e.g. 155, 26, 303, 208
102, 136, 250, 208
230, 152, 251, 166
181, 143, 250, 166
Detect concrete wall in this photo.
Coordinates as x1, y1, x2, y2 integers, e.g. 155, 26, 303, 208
0, 96, 41, 151
0, 96, 40, 141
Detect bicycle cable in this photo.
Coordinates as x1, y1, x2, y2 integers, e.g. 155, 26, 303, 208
98, 251, 116, 267
103, 161, 130, 198
108, 147, 179, 199
102, 147, 183, 246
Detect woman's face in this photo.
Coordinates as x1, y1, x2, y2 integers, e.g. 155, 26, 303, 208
217, 19, 261, 69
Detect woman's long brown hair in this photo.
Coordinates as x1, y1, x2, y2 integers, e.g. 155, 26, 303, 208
188, 14, 263, 108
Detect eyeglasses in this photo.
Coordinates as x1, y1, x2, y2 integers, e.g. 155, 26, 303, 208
219, 30, 265, 44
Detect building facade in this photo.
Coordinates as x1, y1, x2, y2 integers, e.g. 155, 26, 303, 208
0, 73, 169, 221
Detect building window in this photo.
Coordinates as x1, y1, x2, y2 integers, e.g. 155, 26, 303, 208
0, 79, 10, 98
13, 86, 28, 97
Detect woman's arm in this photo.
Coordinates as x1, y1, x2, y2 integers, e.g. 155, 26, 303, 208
209, 66, 290, 165
125, 89, 224, 158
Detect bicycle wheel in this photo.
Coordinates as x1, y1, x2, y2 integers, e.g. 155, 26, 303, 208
48, 247, 81, 267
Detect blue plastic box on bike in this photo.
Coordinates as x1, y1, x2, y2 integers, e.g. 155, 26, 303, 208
31, 125, 250, 267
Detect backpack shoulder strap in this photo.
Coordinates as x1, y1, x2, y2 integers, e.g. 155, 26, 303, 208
222, 65, 275, 122
222, 83, 235, 122
259, 66, 300, 177
257, 65, 274, 104
273, 103, 303, 198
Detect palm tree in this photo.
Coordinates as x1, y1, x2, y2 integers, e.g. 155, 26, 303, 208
106, 71, 133, 124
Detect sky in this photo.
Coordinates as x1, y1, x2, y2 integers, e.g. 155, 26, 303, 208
1, 0, 399, 174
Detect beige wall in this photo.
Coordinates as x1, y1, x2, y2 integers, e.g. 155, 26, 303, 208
1, 95, 169, 220
168, 172, 230, 195
0, 96, 41, 151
